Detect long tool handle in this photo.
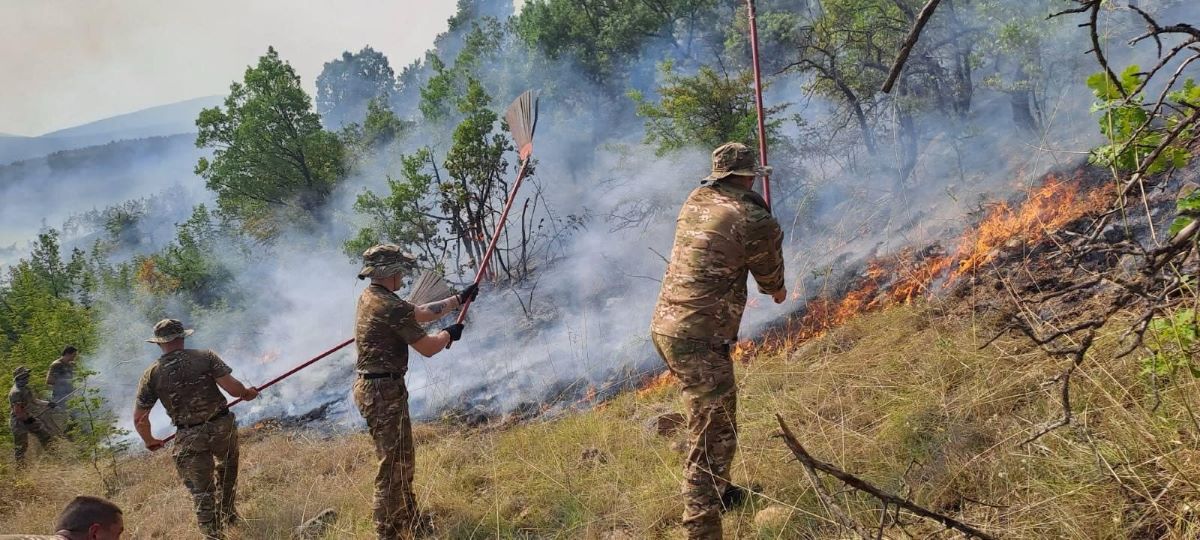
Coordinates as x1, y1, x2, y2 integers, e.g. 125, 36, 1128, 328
161, 337, 355, 443
455, 158, 531, 325
746, 0, 771, 210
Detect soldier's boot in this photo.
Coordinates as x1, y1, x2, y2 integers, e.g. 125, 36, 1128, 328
33, 428, 53, 452
216, 489, 240, 526
719, 485, 747, 511
12, 430, 29, 466
199, 520, 225, 540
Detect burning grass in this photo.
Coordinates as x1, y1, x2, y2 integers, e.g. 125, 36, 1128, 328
5, 304, 1200, 538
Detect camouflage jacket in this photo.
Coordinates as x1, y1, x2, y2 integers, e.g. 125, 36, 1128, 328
47, 358, 75, 400
651, 181, 785, 342
355, 284, 427, 376
135, 349, 233, 427
8, 384, 39, 418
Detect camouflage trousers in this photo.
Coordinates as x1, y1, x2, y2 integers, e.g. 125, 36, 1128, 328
652, 333, 739, 540
172, 413, 240, 539
354, 377, 420, 540
9, 416, 53, 464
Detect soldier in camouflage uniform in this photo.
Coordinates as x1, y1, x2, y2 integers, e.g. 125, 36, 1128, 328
9, 366, 56, 465
651, 142, 787, 539
132, 319, 259, 540
46, 346, 78, 404
354, 244, 476, 539
44, 345, 79, 437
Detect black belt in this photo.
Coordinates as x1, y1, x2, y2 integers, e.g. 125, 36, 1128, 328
359, 372, 404, 380
175, 408, 229, 429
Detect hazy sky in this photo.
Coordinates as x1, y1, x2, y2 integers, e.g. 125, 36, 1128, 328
0, 1, 458, 136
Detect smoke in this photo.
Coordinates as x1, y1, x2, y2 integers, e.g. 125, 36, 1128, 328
13, 0, 1198, 439
0, 135, 210, 263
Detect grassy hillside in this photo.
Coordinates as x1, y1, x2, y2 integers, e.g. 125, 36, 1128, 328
4, 301, 1199, 538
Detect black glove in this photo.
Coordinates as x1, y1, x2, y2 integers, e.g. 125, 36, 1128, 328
442, 323, 465, 342
47, 401, 56, 409
23, 418, 35, 425
457, 283, 480, 305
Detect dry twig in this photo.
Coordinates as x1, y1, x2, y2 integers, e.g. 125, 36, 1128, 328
775, 414, 997, 539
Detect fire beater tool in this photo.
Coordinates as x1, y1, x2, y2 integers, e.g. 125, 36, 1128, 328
161, 337, 354, 444
451, 90, 539, 333
746, 0, 771, 211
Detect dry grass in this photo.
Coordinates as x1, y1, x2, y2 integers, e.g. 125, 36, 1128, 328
4, 303, 1200, 538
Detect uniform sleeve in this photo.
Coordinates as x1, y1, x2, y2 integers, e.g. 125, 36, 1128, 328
206, 351, 233, 378
8, 389, 21, 407
391, 300, 428, 345
746, 212, 786, 294
135, 368, 158, 410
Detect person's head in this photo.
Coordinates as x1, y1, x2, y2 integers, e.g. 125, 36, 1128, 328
357, 244, 417, 292
145, 319, 193, 353
62, 345, 78, 361
55, 496, 124, 540
12, 366, 31, 387
703, 142, 770, 190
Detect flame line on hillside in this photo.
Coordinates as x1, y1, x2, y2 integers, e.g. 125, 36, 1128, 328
636, 175, 1109, 394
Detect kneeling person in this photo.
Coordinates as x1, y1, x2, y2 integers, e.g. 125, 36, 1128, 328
354, 244, 475, 539
132, 319, 259, 540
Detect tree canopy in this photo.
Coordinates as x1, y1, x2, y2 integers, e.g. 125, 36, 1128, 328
195, 47, 348, 239
315, 46, 398, 129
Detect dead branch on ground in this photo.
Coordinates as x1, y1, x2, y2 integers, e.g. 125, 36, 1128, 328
775, 414, 997, 539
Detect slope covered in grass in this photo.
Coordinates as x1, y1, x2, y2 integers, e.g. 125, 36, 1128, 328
4, 302, 1200, 538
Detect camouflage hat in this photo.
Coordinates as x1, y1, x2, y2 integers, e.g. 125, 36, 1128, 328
703, 142, 772, 182
12, 366, 30, 379
146, 319, 194, 344
358, 244, 417, 280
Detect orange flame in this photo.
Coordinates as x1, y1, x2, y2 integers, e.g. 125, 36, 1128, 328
949, 176, 1106, 281
637, 370, 676, 396
782, 176, 1106, 346
634, 176, 1107, 397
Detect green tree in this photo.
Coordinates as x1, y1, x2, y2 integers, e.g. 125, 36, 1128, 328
315, 46, 398, 128
351, 79, 520, 279
195, 47, 348, 239
514, 0, 718, 83
152, 205, 236, 304
631, 62, 782, 155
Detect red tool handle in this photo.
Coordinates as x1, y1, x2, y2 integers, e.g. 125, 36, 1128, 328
455, 158, 531, 325
747, 0, 771, 210
160, 337, 355, 444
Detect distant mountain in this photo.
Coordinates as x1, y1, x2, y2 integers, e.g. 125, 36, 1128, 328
0, 134, 209, 250
42, 96, 222, 140
0, 96, 222, 165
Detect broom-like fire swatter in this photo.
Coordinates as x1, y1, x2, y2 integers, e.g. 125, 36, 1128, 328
407, 269, 454, 305
453, 90, 538, 327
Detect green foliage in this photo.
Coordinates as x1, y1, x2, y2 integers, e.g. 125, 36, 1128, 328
631, 62, 781, 155
315, 46, 397, 128
1169, 190, 1200, 237
1086, 65, 1193, 175
150, 205, 236, 304
420, 22, 504, 123
0, 231, 99, 458
195, 47, 348, 240
1141, 309, 1199, 382
346, 149, 442, 260
514, 0, 718, 82
352, 79, 516, 276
